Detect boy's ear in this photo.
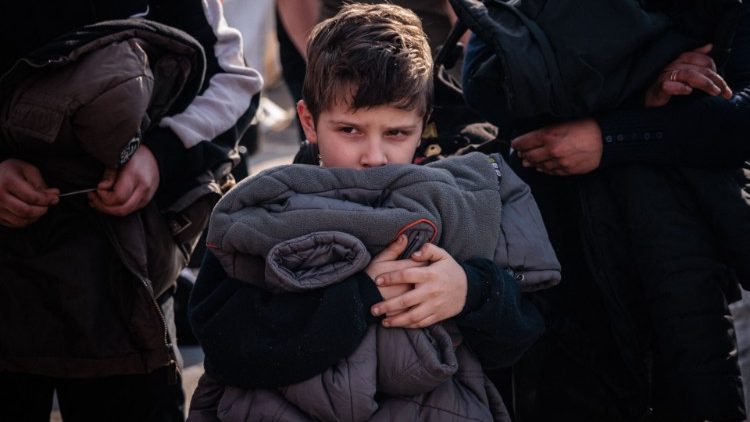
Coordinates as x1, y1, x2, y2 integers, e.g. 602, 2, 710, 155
296, 100, 318, 143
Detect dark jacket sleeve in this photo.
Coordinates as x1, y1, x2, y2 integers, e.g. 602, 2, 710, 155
143, 0, 263, 206
188, 250, 383, 389
597, 3, 750, 168
455, 258, 545, 369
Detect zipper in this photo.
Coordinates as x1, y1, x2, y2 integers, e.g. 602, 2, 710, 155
99, 215, 177, 381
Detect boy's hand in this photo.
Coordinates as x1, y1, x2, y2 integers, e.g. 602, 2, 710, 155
366, 235, 425, 303
0, 159, 59, 228
88, 146, 159, 216
371, 243, 467, 329
645, 44, 732, 108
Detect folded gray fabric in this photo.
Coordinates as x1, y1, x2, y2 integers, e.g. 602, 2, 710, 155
208, 152, 560, 292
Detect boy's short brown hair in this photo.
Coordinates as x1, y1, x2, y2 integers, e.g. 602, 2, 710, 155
303, 3, 433, 122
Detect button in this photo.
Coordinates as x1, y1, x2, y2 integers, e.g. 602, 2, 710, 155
616, 134, 624, 142
644, 133, 651, 140
605, 135, 614, 143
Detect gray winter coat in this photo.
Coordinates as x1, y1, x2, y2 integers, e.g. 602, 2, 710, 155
191, 152, 559, 421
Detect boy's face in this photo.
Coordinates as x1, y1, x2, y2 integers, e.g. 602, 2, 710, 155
297, 100, 423, 168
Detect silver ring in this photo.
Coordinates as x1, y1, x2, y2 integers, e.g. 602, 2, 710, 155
669, 69, 679, 82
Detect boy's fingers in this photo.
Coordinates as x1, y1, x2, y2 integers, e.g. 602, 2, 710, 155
405, 314, 439, 329
372, 235, 408, 262
383, 304, 433, 328
411, 243, 447, 262
372, 289, 422, 316
375, 266, 431, 287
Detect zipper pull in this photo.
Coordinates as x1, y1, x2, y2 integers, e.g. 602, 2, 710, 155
166, 344, 181, 385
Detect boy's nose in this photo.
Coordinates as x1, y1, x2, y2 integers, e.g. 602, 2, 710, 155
360, 140, 387, 167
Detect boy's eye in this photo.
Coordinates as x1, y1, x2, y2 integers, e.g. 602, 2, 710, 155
339, 126, 359, 135
386, 129, 410, 137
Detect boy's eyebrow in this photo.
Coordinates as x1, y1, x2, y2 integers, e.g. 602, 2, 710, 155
328, 119, 419, 130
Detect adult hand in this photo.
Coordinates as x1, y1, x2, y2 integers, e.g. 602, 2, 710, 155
88, 145, 159, 216
0, 159, 59, 228
366, 235, 425, 302
371, 243, 467, 329
645, 44, 733, 108
511, 118, 603, 176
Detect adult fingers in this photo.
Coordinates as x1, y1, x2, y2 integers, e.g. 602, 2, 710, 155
2, 195, 49, 220
0, 211, 33, 228
510, 129, 545, 152
9, 179, 58, 207
91, 185, 148, 216
659, 80, 693, 97
677, 49, 716, 72
519, 147, 552, 166
692, 43, 713, 55
668, 67, 731, 97
96, 173, 135, 207
19, 163, 48, 190
97, 168, 118, 191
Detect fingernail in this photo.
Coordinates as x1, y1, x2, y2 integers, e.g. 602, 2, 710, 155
412, 251, 422, 257
382, 320, 391, 327
372, 307, 380, 316
522, 160, 530, 168
375, 277, 383, 286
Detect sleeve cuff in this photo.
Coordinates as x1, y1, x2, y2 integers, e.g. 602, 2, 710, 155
142, 126, 186, 189
458, 260, 492, 317
353, 271, 385, 325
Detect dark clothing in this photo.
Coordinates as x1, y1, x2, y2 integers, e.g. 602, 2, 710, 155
463, 1, 750, 420
454, 0, 741, 123
0, 0, 259, 378
0, 0, 260, 419
191, 250, 544, 389
0, 366, 183, 422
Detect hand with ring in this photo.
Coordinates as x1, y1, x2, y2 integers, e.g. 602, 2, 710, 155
644, 44, 733, 107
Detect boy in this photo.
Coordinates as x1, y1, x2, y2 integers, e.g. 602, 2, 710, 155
188, 4, 555, 420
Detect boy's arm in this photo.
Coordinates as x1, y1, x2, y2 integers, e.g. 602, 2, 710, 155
372, 246, 544, 369
189, 250, 383, 389
455, 258, 545, 369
